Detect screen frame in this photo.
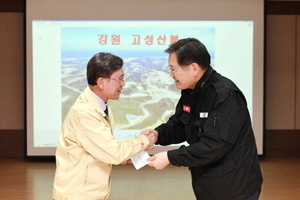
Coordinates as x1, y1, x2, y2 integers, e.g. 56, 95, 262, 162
25, 0, 265, 157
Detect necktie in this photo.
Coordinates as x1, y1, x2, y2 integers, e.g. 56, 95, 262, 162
104, 106, 109, 116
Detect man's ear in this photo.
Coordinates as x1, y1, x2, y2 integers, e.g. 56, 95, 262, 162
96, 77, 106, 89
190, 63, 200, 76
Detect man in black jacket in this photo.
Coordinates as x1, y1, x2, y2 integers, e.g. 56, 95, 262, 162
147, 38, 263, 200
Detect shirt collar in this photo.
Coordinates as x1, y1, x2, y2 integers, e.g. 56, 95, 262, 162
92, 92, 107, 111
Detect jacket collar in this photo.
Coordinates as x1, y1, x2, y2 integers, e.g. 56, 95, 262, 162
83, 86, 105, 115
182, 66, 214, 97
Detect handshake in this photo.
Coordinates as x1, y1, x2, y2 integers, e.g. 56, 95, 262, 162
140, 129, 158, 150
137, 129, 170, 170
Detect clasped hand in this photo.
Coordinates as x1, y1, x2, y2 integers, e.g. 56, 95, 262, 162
140, 129, 158, 150
140, 129, 170, 170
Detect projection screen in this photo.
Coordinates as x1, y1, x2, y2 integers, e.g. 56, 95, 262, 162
26, 0, 264, 156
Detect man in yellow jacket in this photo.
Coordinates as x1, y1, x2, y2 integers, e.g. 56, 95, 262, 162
53, 52, 156, 200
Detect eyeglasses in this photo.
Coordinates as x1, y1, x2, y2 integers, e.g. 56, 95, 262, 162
169, 67, 182, 74
108, 77, 125, 84
168, 63, 192, 74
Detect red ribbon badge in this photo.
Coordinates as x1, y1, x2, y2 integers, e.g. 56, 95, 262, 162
183, 105, 191, 113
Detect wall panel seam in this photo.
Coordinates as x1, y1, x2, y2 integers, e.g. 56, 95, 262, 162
296, 15, 299, 129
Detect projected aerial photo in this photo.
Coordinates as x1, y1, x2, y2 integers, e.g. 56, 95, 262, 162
61, 23, 215, 137
61, 55, 180, 130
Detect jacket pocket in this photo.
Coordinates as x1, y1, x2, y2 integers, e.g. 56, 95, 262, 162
194, 118, 206, 142
194, 118, 206, 133
201, 160, 236, 178
205, 112, 233, 144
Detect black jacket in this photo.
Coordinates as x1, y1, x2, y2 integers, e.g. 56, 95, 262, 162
155, 67, 263, 200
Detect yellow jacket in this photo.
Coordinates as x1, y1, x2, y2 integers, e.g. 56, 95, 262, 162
53, 86, 149, 200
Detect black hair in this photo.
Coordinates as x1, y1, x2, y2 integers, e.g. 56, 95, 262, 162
86, 52, 123, 85
165, 38, 211, 69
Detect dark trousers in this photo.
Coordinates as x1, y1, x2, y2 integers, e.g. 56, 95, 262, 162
245, 187, 261, 200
